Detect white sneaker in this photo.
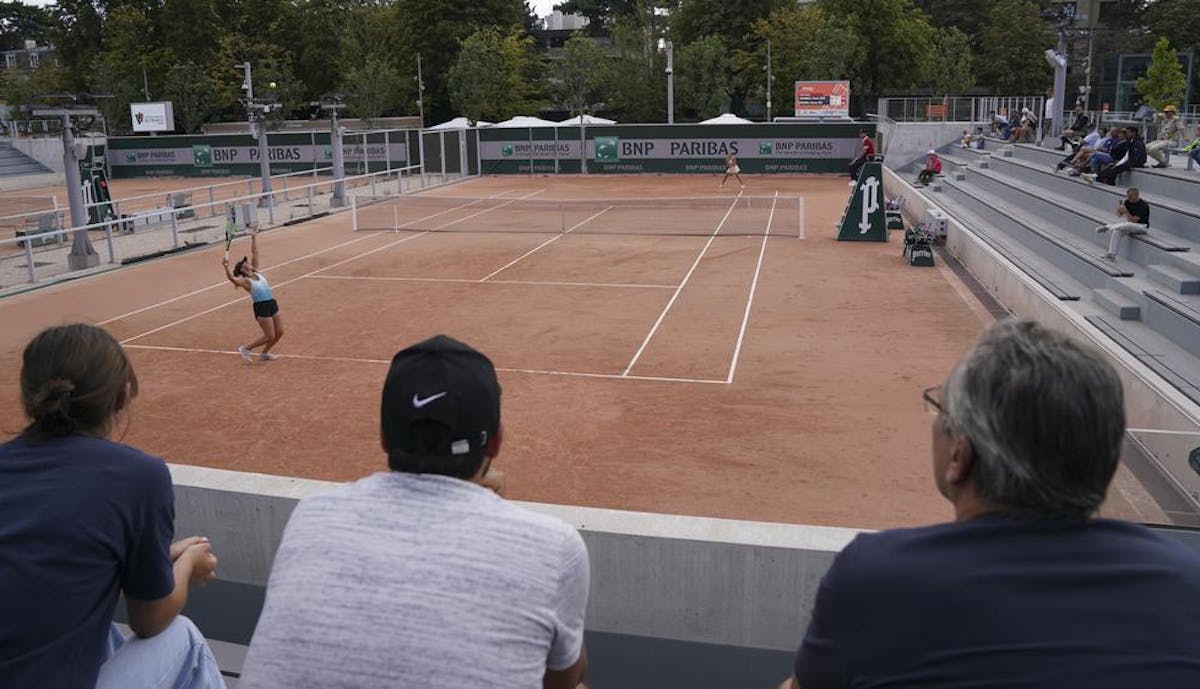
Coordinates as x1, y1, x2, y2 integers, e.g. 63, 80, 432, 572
238, 345, 252, 362
260, 352, 279, 361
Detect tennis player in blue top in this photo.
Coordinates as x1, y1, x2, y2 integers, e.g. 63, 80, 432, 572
222, 228, 284, 362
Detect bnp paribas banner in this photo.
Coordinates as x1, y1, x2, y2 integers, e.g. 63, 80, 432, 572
107, 133, 409, 178
478, 123, 872, 174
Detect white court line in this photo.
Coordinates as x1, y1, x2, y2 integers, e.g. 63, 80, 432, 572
725, 192, 777, 384
119, 190, 543, 344
1126, 428, 1200, 437
621, 190, 744, 377
478, 205, 612, 282
122, 344, 728, 385
97, 192, 515, 327
306, 275, 676, 289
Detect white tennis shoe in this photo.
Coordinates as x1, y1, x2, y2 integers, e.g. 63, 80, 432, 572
238, 345, 252, 362
260, 352, 279, 361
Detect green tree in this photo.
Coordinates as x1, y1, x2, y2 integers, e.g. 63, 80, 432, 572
447, 27, 507, 121
161, 62, 218, 133
1, 62, 67, 122
393, 0, 527, 122
603, 9, 667, 122
975, 0, 1053, 94
1136, 37, 1187, 111
0, 1, 58, 51
553, 32, 608, 118
742, 5, 864, 120
1144, 0, 1200, 53
159, 0, 222, 69
914, 0, 985, 39
556, 0, 640, 27
815, 0, 937, 102
344, 54, 404, 125
925, 27, 974, 97
677, 35, 732, 119
497, 30, 545, 118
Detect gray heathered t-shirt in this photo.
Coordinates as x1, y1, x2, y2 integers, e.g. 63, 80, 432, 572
239, 472, 589, 689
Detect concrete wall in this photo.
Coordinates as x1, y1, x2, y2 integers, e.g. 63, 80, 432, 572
10, 136, 65, 172
878, 121, 971, 171
883, 166, 1200, 508
169, 464, 862, 653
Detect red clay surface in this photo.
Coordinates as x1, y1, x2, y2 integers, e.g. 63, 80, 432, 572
0, 174, 1155, 529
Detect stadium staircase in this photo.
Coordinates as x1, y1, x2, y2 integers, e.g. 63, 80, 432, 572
0, 140, 51, 178
903, 141, 1200, 406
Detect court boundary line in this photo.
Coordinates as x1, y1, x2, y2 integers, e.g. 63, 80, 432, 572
726, 191, 777, 383
478, 205, 613, 282
621, 189, 744, 376
97, 190, 518, 327
306, 274, 676, 289
119, 189, 544, 344
122, 344, 728, 385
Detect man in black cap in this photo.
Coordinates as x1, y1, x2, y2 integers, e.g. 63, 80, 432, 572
240, 335, 590, 689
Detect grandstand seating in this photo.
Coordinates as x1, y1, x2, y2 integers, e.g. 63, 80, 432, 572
0, 141, 51, 178
899, 140, 1200, 406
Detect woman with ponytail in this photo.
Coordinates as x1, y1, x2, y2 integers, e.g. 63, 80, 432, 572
0, 324, 225, 689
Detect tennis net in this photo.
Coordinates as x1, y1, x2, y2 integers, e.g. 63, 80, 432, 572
350, 193, 804, 238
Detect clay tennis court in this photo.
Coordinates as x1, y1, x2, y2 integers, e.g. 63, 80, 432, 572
0, 174, 1158, 529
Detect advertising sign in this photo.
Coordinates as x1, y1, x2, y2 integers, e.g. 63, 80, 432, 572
130, 102, 176, 133
794, 81, 851, 118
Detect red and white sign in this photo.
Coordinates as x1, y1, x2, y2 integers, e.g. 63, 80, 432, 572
130, 102, 175, 133
794, 81, 851, 118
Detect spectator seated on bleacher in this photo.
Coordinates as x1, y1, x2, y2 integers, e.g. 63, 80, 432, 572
778, 319, 1200, 689
1095, 187, 1151, 262
239, 335, 590, 689
916, 150, 942, 186
1184, 131, 1200, 170
960, 128, 985, 150
988, 110, 1010, 140
1058, 106, 1091, 150
1083, 128, 1125, 178
1010, 108, 1039, 143
1147, 104, 1184, 168
0, 324, 224, 689
1090, 127, 1146, 186
1055, 125, 1103, 175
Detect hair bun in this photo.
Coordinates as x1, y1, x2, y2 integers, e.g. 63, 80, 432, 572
31, 379, 75, 416
32, 379, 78, 437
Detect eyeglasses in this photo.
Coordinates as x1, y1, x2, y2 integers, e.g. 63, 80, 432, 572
922, 386, 944, 416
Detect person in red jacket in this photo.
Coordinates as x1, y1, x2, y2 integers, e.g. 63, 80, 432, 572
849, 129, 875, 181
917, 150, 943, 186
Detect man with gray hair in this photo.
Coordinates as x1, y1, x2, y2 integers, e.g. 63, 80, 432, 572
781, 319, 1200, 689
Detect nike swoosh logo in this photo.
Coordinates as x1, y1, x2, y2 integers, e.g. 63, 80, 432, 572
412, 392, 447, 408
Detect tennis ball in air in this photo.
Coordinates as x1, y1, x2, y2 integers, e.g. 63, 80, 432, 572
268, 81, 277, 89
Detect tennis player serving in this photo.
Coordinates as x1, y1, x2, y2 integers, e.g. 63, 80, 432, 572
721, 153, 744, 188
222, 228, 284, 362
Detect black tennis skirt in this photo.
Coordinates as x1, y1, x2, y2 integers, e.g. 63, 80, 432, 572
252, 299, 279, 319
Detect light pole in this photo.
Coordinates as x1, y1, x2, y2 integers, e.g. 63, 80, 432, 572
237, 61, 276, 207
766, 39, 773, 122
665, 41, 674, 124
318, 95, 347, 207
416, 53, 427, 183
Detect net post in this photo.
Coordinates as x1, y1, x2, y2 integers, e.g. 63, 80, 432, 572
307, 184, 314, 217
798, 196, 805, 239
104, 221, 115, 263
393, 205, 399, 232
351, 194, 358, 232
209, 187, 216, 216
24, 236, 36, 282
170, 210, 179, 248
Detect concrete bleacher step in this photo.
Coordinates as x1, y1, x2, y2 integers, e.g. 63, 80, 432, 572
1148, 264, 1200, 294
1093, 288, 1141, 320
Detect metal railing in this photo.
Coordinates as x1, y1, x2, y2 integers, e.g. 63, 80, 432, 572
0, 163, 458, 291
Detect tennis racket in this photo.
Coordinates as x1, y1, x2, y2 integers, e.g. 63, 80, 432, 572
223, 205, 236, 259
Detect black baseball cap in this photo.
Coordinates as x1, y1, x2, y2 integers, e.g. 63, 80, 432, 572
381, 335, 501, 461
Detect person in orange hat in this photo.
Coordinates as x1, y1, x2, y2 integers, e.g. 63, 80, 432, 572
1147, 104, 1183, 168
